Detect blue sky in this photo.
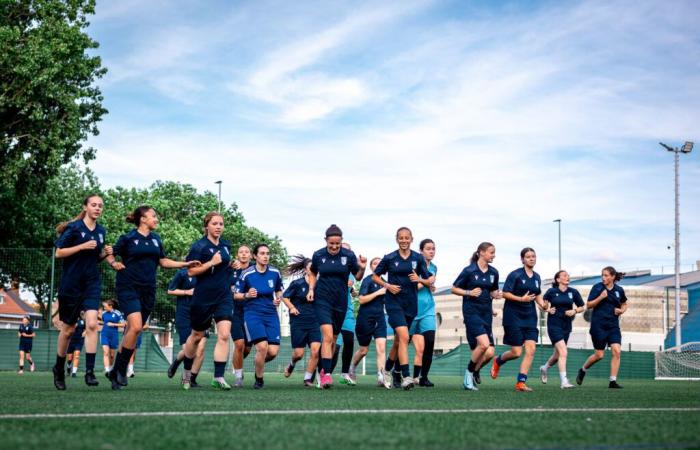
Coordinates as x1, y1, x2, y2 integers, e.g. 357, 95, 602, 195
86, 0, 700, 285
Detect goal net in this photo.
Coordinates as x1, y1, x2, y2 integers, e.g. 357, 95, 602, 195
655, 342, 700, 380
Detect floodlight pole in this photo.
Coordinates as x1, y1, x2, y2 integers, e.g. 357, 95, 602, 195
215, 180, 222, 213
553, 219, 562, 270
660, 141, 693, 349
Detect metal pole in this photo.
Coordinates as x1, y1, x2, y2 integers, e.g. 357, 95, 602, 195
673, 150, 681, 348
216, 181, 222, 213
553, 219, 561, 270
48, 248, 56, 329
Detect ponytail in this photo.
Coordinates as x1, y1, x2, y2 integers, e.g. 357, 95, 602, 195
286, 254, 311, 277
603, 266, 625, 282
126, 205, 152, 225
55, 194, 101, 235
471, 242, 494, 264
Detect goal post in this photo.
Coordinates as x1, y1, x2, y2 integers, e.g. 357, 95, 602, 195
655, 342, 700, 380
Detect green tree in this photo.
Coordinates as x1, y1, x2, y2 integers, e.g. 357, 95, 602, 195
0, 0, 107, 247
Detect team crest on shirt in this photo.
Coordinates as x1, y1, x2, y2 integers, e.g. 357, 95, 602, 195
615, 291, 620, 298
568, 292, 573, 299
99, 234, 104, 243
411, 261, 417, 270
133, 239, 139, 245
322, 258, 326, 263
535, 280, 539, 288
341, 256, 347, 266
81, 232, 86, 238
268, 279, 274, 288
490, 275, 495, 283
152, 239, 159, 247
302, 287, 306, 292
394, 262, 399, 267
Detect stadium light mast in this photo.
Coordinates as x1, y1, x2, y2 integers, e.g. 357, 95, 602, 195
215, 180, 222, 213
660, 141, 693, 349
553, 219, 562, 270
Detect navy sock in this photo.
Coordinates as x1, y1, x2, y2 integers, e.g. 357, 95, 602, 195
117, 347, 134, 376
183, 356, 194, 371
468, 360, 477, 373
394, 358, 401, 372
413, 365, 422, 378
385, 358, 395, 372
400, 364, 410, 378
517, 373, 528, 383
321, 358, 332, 373
191, 372, 198, 383
214, 361, 226, 378
55, 355, 66, 370
85, 353, 96, 371
496, 354, 505, 366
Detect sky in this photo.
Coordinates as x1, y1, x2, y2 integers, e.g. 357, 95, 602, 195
85, 0, 700, 286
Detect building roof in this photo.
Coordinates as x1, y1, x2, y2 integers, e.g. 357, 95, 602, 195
566, 269, 700, 289
0, 289, 42, 318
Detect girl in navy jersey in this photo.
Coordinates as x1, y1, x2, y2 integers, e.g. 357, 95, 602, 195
282, 255, 321, 387
350, 257, 391, 388
539, 270, 584, 389
231, 245, 254, 387
373, 227, 434, 390
52, 194, 112, 390
307, 224, 366, 389
452, 242, 502, 391
180, 212, 233, 390
17, 316, 35, 374
576, 266, 628, 389
491, 247, 547, 392
106, 206, 199, 390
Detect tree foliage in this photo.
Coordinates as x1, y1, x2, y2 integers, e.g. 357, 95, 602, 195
0, 0, 107, 247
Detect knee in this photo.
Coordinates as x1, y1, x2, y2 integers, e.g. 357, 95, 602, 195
268, 347, 279, 358
359, 347, 369, 356
477, 341, 490, 352
512, 347, 522, 358
234, 340, 244, 351
292, 349, 304, 359
217, 331, 230, 342
611, 347, 621, 358
85, 320, 98, 333
595, 350, 606, 360
525, 344, 535, 356
559, 348, 568, 359
484, 346, 495, 359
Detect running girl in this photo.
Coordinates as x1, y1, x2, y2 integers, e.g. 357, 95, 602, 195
410, 238, 438, 387
18, 316, 35, 374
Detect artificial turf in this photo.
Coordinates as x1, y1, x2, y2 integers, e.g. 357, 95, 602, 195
0, 372, 698, 449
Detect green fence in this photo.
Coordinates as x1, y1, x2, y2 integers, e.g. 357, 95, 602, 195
0, 329, 168, 372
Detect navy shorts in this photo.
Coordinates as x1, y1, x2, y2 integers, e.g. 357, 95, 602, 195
101, 332, 119, 349
590, 325, 622, 350
57, 279, 101, 325
503, 325, 538, 346
176, 321, 210, 345
386, 306, 414, 330
244, 311, 281, 345
547, 316, 573, 344
67, 340, 84, 353
19, 340, 33, 353
464, 309, 494, 350
117, 284, 155, 323
314, 301, 346, 335
231, 310, 247, 342
355, 313, 387, 346
190, 299, 233, 332
290, 322, 321, 348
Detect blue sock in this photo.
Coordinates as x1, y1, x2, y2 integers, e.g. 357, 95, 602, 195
385, 358, 395, 372
517, 372, 527, 383
183, 356, 194, 371
468, 360, 477, 373
400, 364, 410, 377
85, 353, 96, 371
496, 354, 505, 366
214, 361, 226, 378
321, 358, 332, 373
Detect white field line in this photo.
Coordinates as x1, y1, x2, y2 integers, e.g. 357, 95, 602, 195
1, 407, 699, 420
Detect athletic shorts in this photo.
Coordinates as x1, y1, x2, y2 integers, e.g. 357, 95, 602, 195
503, 325, 538, 346
67, 340, 84, 353
290, 322, 321, 348
100, 332, 119, 349
464, 310, 494, 350
386, 306, 414, 330
314, 301, 345, 335
355, 313, 387, 346
547, 316, 573, 345
231, 310, 247, 342
176, 322, 210, 345
590, 325, 622, 350
409, 315, 436, 335
18, 340, 33, 353
190, 299, 233, 332
117, 284, 156, 323
244, 311, 281, 345
57, 280, 101, 325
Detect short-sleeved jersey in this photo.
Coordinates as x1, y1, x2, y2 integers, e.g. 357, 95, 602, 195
55, 220, 106, 297
101, 310, 124, 336
453, 262, 499, 314
231, 262, 254, 315
186, 237, 232, 303
588, 282, 628, 327
502, 268, 542, 328
310, 247, 360, 310
373, 250, 432, 317
358, 275, 385, 316
113, 229, 166, 288
70, 318, 86, 344
236, 265, 283, 315
168, 268, 197, 310
416, 261, 438, 319
543, 286, 584, 319
283, 277, 317, 326
19, 323, 34, 342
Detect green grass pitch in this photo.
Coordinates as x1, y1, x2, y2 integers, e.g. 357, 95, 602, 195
1, 372, 698, 449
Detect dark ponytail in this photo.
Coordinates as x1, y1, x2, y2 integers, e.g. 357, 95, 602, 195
286, 254, 311, 277
603, 266, 624, 282
552, 270, 566, 287
55, 194, 102, 235
471, 242, 494, 264
126, 205, 152, 225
